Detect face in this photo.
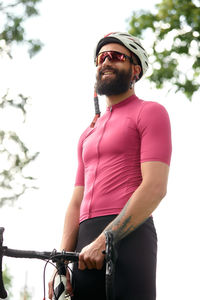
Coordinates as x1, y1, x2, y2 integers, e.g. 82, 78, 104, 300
95, 43, 135, 96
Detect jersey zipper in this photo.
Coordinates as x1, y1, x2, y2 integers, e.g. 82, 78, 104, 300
88, 107, 113, 218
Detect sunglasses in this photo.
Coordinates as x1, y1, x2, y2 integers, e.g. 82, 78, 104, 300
95, 51, 133, 66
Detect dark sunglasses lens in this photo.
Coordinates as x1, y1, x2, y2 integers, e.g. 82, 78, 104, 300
111, 52, 126, 62
98, 52, 109, 65
97, 52, 126, 66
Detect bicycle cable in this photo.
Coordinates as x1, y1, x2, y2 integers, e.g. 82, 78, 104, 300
43, 258, 56, 300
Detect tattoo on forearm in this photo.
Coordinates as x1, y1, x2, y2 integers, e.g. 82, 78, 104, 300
104, 201, 148, 244
113, 216, 135, 242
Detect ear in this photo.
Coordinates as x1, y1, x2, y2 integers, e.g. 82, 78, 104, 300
132, 64, 141, 79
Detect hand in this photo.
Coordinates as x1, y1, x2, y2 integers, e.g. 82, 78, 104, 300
79, 233, 106, 270
66, 269, 74, 297
48, 268, 73, 299
48, 271, 56, 300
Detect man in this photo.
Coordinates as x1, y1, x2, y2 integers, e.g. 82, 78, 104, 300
49, 32, 172, 300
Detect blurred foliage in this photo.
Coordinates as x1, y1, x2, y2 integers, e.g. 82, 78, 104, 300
129, 0, 200, 100
0, 0, 42, 206
0, 91, 29, 116
0, 0, 43, 58
20, 288, 32, 300
3, 265, 13, 298
0, 92, 39, 207
20, 273, 32, 300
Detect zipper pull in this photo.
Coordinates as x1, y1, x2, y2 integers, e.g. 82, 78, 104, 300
110, 106, 112, 112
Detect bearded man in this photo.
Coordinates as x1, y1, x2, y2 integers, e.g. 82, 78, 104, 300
49, 32, 172, 300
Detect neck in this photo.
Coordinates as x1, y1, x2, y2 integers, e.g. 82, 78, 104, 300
106, 87, 135, 107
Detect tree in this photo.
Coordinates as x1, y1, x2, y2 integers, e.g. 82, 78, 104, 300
0, 0, 42, 206
0, 92, 39, 206
0, 0, 43, 58
129, 0, 200, 100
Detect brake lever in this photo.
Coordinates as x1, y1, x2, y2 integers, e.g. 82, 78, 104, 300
104, 231, 117, 300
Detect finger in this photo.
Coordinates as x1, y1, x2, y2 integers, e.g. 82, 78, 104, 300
94, 255, 105, 270
78, 252, 86, 270
79, 253, 95, 270
78, 258, 87, 270
48, 269, 57, 299
66, 270, 73, 296
87, 260, 96, 269
48, 281, 53, 299
95, 260, 104, 270
84, 250, 105, 270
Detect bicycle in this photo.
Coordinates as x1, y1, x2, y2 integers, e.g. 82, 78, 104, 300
0, 227, 116, 300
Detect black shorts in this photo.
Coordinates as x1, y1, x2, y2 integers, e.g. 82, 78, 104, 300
72, 215, 157, 300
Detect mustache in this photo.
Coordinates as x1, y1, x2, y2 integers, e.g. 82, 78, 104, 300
99, 66, 118, 76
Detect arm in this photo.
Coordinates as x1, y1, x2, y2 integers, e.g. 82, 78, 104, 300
60, 186, 84, 251
78, 161, 169, 270
103, 161, 169, 242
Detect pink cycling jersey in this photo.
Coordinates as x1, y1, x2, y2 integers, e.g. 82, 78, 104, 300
75, 95, 172, 223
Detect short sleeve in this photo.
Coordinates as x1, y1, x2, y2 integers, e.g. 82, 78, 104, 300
137, 102, 172, 166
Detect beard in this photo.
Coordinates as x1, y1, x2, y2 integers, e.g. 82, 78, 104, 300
95, 65, 133, 96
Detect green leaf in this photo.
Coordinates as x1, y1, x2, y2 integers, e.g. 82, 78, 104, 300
128, 0, 200, 100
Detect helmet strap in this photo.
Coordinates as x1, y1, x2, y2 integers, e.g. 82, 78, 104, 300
90, 90, 101, 128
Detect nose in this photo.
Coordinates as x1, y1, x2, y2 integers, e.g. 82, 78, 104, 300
102, 56, 112, 66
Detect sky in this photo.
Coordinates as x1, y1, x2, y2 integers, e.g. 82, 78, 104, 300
0, 0, 200, 299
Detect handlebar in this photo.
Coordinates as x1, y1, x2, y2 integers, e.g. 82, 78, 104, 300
0, 227, 79, 299
0, 228, 6, 298
0, 227, 115, 300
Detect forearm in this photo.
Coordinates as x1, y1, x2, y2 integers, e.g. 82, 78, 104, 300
60, 207, 80, 251
60, 186, 84, 251
103, 182, 165, 244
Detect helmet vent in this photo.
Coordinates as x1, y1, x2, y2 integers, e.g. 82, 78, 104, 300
129, 44, 137, 50
119, 33, 131, 37
134, 42, 145, 51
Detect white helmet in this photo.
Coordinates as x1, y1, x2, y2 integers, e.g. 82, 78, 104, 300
95, 32, 149, 80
